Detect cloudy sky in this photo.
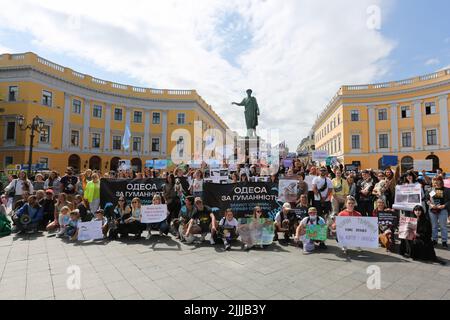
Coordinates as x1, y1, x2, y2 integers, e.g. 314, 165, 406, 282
0, 0, 449, 150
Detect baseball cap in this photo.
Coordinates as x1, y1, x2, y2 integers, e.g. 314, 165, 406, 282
45, 189, 54, 194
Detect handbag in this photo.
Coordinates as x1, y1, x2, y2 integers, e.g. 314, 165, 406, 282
8, 180, 17, 197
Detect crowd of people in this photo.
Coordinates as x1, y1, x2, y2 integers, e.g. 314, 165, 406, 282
0, 159, 448, 264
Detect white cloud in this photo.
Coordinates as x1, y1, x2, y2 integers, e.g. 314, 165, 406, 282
0, 0, 395, 150
425, 58, 440, 66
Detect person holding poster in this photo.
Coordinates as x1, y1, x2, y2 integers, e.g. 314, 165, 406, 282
274, 203, 293, 242
184, 198, 217, 245
372, 199, 398, 252
189, 170, 204, 199
332, 196, 363, 254
144, 195, 170, 240
294, 207, 327, 254
426, 176, 450, 248
175, 196, 196, 241
312, 167, 333, 218
218, 209, 239, 251
409, 205, 445, 264
125, 198, 145, 240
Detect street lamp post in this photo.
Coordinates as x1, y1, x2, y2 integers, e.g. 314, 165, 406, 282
17, 115, 45, 177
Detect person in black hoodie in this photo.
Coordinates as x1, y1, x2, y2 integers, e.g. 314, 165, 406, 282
410, 205, 446, 265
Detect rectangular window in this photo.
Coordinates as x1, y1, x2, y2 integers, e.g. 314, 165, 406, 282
177, 113, 185, 125
338, 136, 341, 152
351, 135, 360, 149
378, 109, 388, 121
93, 105, 102, 118
40, 125, 51, 143
42, 90, 53, 106
152, 112, 160, 124
92, 133, 101, 148
134, 111, 142, 123
401, 106, 411, 118
402, 132, 412, 148
8, 86, 18, 102
351, 110, 359, 121
426, 129, 438, 146
5, 156, 13, 167
425, 102, 436, 115
337, 114, 341, 125
379, 134, 389, 149
114, 108, 123, 121
72, 99, 82, 114
132, 137, 142, 152
152, 138, 160, 152
71, 130, 79, 147
6, 122, 15, 140
113, 136, 122, 150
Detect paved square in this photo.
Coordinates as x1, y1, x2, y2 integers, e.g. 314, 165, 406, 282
0, 232, 449, 300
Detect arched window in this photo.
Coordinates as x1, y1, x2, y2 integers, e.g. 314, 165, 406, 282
68, 154, 81, 173
425, 155, 440, 172
401, 156, 414, 174
89, 156, 102, 171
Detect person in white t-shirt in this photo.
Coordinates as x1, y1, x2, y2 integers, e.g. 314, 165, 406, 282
305, 166, 318, 206
294, 207, 327, 254
218, 209, 239, 250
189, 170, 204, 199
312, 167, 333, 218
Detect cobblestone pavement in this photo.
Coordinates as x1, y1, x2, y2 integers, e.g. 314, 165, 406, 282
0, 231, 449, 300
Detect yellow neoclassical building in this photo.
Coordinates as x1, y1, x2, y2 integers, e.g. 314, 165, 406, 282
0, 52, 228, 173
313, 69, 450, 172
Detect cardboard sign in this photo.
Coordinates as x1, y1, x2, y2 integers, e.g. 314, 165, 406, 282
77, 220, 103, 241
414, 160, 433, 172
305, 224, 328, 241
140, 204, 168, 223
336, 217, 379, 249
398, 216, 417, 240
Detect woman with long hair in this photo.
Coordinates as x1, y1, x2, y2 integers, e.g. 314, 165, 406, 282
427, 176, 449, 248
4, 170, 33, 207
46, 193, 72, 231
163, 174, 181, 227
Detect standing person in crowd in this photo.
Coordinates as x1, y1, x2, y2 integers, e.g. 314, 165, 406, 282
59, 167, 78, 202
356, 170, 375, 216
184, 197, 217, 245
174, 196, 196, 241
33, 174, 45, 191
409, 205, 446, 264
305, 166, 318, 206
333, 196, 363, 255
347, 174, 357, 199
46, 193, 72, 232
372, 172, 387, 206
163, 174, 181, 227
296, 172, 309, 199
270, 173, 278, 184
331, 169, 349, 217
312, 167, 333, 219
82, 169, 93, 190
74, 195, 92, 222
427, 176, 449, 248
12, 195, 43, 234
145, 195, 170, 240
0, 194, 11, 237
230, 172, 239, 184
294, 207, 327, 254
3, 174, 17, 211
295, 194, 311, 221
126, 197, 145, 240
384, 167, 398, 208
218, 208, 239, 250
240, 172, 249, 183
44, 171, 60, 195
4, 171, 33, 207
84, 173, 101, 214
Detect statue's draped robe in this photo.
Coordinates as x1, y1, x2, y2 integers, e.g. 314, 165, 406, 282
239, 97, 259, 130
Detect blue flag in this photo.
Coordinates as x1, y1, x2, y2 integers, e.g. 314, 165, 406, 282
122, 124, 131, 151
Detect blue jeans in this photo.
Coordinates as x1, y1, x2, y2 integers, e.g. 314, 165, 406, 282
429, 209, 448, 243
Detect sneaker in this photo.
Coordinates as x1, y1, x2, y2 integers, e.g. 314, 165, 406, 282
26, 229, 36, 234
145, 232, 152, 240
273, 233, 279, 241
303, 251, 311, 255
185, 235, 194, 244
443, 242, 448, 249
210, 238, 215, 245
225, 244, 231, 251
342, 247, 348, 255
432, 240, 438, 247
318, 242, 327, 250
243, 244, 250, 251
284, 233, 290, 242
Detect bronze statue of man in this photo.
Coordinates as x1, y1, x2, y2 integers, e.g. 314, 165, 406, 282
232, 89, 260, 138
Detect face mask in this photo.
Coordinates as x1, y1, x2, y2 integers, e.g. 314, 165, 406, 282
309, 215, 317, 221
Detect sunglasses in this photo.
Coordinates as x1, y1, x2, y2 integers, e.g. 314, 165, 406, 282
118, 199, 125, 202
256, 210, 262, 213
132, 201, 138, 204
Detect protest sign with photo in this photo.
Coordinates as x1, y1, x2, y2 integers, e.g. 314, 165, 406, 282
278, 179, 298, 203
305, 224, 328, 241
203, 182, 281, 220
398, 216, 418, 240
77, 220, 103, 241
238, 218, 274, 246
118, 160, 131, 170
312, 150, 328, 162
335, 217, 379, 249
377, 211, 399, 229
414, 160, 433, 172
210, 168, 229, 184
141, 204, 168, 224
393, 184, 422, 211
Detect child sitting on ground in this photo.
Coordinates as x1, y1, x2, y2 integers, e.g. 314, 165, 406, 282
56, 206, 71, 238
218, 209, 239, 251
65, 210, 80, 241
94, 209, 108, 237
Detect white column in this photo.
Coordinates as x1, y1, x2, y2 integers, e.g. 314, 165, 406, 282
368, 106, 376, 152
144, 111, 151, 154
390, 103, 399, 152
413, 100, 423, 150
82, 99, 91, 150
104, 104, 111, 151
439, 95, 449, 148
62, 93, 71, 151
161, 111, 168, 157
125, 108, 131, 156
